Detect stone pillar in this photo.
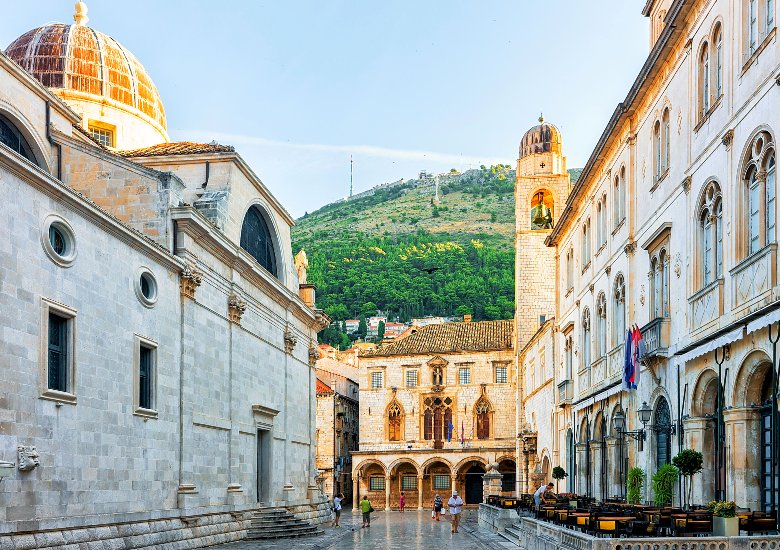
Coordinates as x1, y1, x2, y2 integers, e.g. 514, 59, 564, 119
385, 475, 391, 510
684, 417, 713, 505
451, 473, 458, 495
417, 475, 424, 510
299, 283, 316, 308
482, 463, 503, 502
724, 407, 760, 510
352, 473, 360, 510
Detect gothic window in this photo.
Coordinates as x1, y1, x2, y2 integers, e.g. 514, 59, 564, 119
581, 308, 591, 369
742, 131, 776, 257
698, 181, 724, 287
0, 113, 37, 165
699, 43, 711, 118
662, 108, 671, 173
596, 292, 607, 359
530, 189, 554, 230
714, 24, 723, 99
240, 206, 278, 277
423, 396, 453, 442
613, 274, 626, 346
582, 219, 591, 267
388, 401, 403, 441
613, 173, 622, 229
475, 398, 492, 440
596, 195, 607, 249
654, 397, 673, 469
653, 120, 662, 182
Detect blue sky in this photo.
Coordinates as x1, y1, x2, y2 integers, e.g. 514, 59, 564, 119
4, 1, 649, 218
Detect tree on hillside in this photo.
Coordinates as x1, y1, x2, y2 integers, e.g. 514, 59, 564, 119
377, 320, 386, 341
361, 302, 377, 316
357, 317, 367, 340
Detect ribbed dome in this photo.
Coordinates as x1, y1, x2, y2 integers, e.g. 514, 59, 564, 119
519, 118, 562, 159
5, 22, 166, 131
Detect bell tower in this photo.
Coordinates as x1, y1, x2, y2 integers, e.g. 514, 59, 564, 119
515, 117, 570, 350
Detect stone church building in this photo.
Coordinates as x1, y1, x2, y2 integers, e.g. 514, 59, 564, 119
353, 319, 517, 510
0, 2, 329, 547
515, 0, 780, 513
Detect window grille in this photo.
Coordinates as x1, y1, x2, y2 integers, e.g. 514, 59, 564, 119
433, 475, 450, 489
495, 366, 508, 384
89, 126, 113, 148
47, 312, 68, 392
369, 476, 385, 491
371, 371, 384, 389
406, 370, 418, 387
401, 476, 417, 490
458, 367, 470, 385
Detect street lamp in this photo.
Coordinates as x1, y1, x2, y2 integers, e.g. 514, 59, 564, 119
613, 402, 652, 450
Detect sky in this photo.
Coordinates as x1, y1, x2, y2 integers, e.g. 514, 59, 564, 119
3, 1, 649, 218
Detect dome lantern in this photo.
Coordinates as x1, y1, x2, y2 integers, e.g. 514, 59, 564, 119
73, 1, 89, 25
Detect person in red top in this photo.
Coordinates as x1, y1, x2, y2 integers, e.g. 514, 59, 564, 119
399, 492, 406, 512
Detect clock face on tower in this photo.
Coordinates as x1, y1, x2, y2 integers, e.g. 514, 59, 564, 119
530, 190, 554, 230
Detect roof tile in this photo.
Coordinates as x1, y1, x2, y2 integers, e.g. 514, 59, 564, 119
362, 320, 513, 357
117, 141, 235, 158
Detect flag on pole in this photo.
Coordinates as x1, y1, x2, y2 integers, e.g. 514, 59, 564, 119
460, 420, 465, 445
447, 420, 453, 442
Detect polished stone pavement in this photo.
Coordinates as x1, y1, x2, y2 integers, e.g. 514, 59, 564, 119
213, 508, 516, 549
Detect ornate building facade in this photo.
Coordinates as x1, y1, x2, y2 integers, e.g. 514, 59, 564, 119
353, 320, 516, 510
0, 3, 329, 547
516, 0, 780, 512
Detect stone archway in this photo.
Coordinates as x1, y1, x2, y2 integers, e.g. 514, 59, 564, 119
688, 369, 718, 504
388, 459, 421, 510
464, 464, 487, 504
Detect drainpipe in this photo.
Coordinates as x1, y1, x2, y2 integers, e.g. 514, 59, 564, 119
45, 102, 62, 180
201, 161, 210, 188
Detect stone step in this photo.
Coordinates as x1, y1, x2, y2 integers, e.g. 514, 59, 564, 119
245, 508, 321, 540
247, 527, 322, 539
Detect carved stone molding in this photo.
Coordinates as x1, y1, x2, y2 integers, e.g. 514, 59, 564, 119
284, 324, 297, 354
227, 294, 247, 324
313, 309, 331, 332
722, 129, 734, 147
308, 341, 320, 367
17, 446, 39, 471
605, 265, 612, 276
589, 283, 595, 294
682, 176, 692, 194
180, 264, 203, 299
575, 299, 580, 308
624, 240, 637, 255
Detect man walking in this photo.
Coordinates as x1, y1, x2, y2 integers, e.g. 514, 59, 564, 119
448, 490, 464, 533
360, 495, 372, 528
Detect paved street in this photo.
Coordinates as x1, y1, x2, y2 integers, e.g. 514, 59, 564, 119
214, 509, 516, 549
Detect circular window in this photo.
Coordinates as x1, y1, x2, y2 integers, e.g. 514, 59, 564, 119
134, 268, 158, 307
41, 215, 77, 267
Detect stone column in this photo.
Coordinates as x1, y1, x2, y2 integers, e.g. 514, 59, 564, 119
352, 473, 360, 510
684, 417, 713, 505
724, 407, 760, 510
177, 277, 199, 508
451, 473, 458, 495
418, 475, 424, 510
482, 463, 503, 502
385, 475, 391, 510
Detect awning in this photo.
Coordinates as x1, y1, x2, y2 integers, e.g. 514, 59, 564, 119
573, 383, 623, 414
746, 307, 780, 335
677, 326, 745, 364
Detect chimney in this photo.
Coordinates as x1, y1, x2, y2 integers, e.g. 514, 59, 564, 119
463, 314, 472, 323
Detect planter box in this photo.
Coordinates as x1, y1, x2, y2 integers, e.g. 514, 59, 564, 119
714, 516, 739, 536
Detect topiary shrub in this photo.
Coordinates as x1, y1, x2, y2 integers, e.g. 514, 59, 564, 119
627, 467, 645, 504
672, 449, 704, 509
652, 464, 679, 506
552, 466, 567, 492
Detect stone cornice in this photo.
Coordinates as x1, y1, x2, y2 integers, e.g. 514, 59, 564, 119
0, 145, 185, 272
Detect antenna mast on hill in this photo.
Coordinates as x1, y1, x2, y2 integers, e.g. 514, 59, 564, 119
350, 155, 354, 198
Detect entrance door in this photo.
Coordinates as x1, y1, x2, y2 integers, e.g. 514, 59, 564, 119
465, 465, 485, 504
257, 429, 270, 503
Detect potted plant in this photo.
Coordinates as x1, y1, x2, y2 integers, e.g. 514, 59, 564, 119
709, 500, 738, 536
552, 466, 567, 493
651, 464, 678, 506
626, 467, 645, 505
672, 449, 703, 509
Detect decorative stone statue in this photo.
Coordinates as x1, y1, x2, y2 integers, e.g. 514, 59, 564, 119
294, 249, 308, 285
17, 445, 40, 471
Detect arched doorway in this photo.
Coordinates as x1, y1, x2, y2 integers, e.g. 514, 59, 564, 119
465, 464, 486, 504
498, 459, 517, 494
566, 428, 575, 493
654, 397, 673, 469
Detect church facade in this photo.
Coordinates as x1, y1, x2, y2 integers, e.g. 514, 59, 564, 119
516, 0, 780, 511
0, 3, 329, 547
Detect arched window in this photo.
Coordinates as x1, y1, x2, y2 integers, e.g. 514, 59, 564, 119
0, 113, 37, 165
662, 108, 671, 172
596, 202, 603, 248
742, 131, 776, 257
613, 274, 626, 346
582, 219, 591, 266
582, 308, 591, 370
597, 195, 607, 248
699, 43, 711, 117
566, 248, 574, 290
596, 292, 607, 359
240, 206, 278, 277
653, 120, 662, 182
654, 397, 673, 470
388, 401, 404, 441
530, 189, 554, 230
424, 408, 433, 440
698, 181, 724, 287
475, 398, 492, 440
423, 396, 452, 443
714, 24, 723, 99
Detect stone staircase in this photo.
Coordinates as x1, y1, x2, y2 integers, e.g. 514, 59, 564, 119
497, 522, 521, 545
246, 508, 323, 540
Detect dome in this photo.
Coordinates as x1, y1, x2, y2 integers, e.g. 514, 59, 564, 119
5, 6, 166, 135
519, 117, 562, 159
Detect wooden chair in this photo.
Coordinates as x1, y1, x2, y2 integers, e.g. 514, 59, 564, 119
740, 511, 778, 535
593, 518, 619, 538
673, 513, 713, 537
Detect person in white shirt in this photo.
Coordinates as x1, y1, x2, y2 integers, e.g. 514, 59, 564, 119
534, 482, 555, 508
332, 493, 343, 527
448, 490, 464, 533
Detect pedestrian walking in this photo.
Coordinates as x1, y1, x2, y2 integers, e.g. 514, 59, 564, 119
399, 492, 406, 512
360, 495, 373, 528
448, 490, 464, 533
332, 493, 343, 527
433, 493, 443, 521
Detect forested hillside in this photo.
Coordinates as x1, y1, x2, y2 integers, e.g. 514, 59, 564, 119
292, 165, 581, 347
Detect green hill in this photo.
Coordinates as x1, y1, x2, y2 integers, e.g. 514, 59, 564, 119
291, 165, 580, 348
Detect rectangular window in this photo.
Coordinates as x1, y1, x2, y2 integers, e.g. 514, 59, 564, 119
458, 367, 471, 385
495, 366, 508, 384
133, 335, 158, 416
139, 345, 154, 410
47, 312, 68, 392
401, 475, 417, 490
88, 124, 114, 148
371, 371, 384, 389
405, 369, 418, 388
433, 475, 451, 490
369, 476, 385, 491
750, 0, 759, 53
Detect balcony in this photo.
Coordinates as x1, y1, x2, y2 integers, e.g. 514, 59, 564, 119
557, 379, 573, 407
578, 367, 590, 393
591, 357, 606, 389
731, 244, 776, 315
689, 278, 724, 332
640, 316, 671, 360
607, 343, 624, 379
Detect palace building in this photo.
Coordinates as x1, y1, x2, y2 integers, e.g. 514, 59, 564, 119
0, 2, 329, 547
353, 319, 517, 509
515, 0, 780, 511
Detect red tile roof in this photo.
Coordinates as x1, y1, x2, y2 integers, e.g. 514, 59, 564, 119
362, 320, 513, 357
117, 141, 235, 158
316, 379, 333, 394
